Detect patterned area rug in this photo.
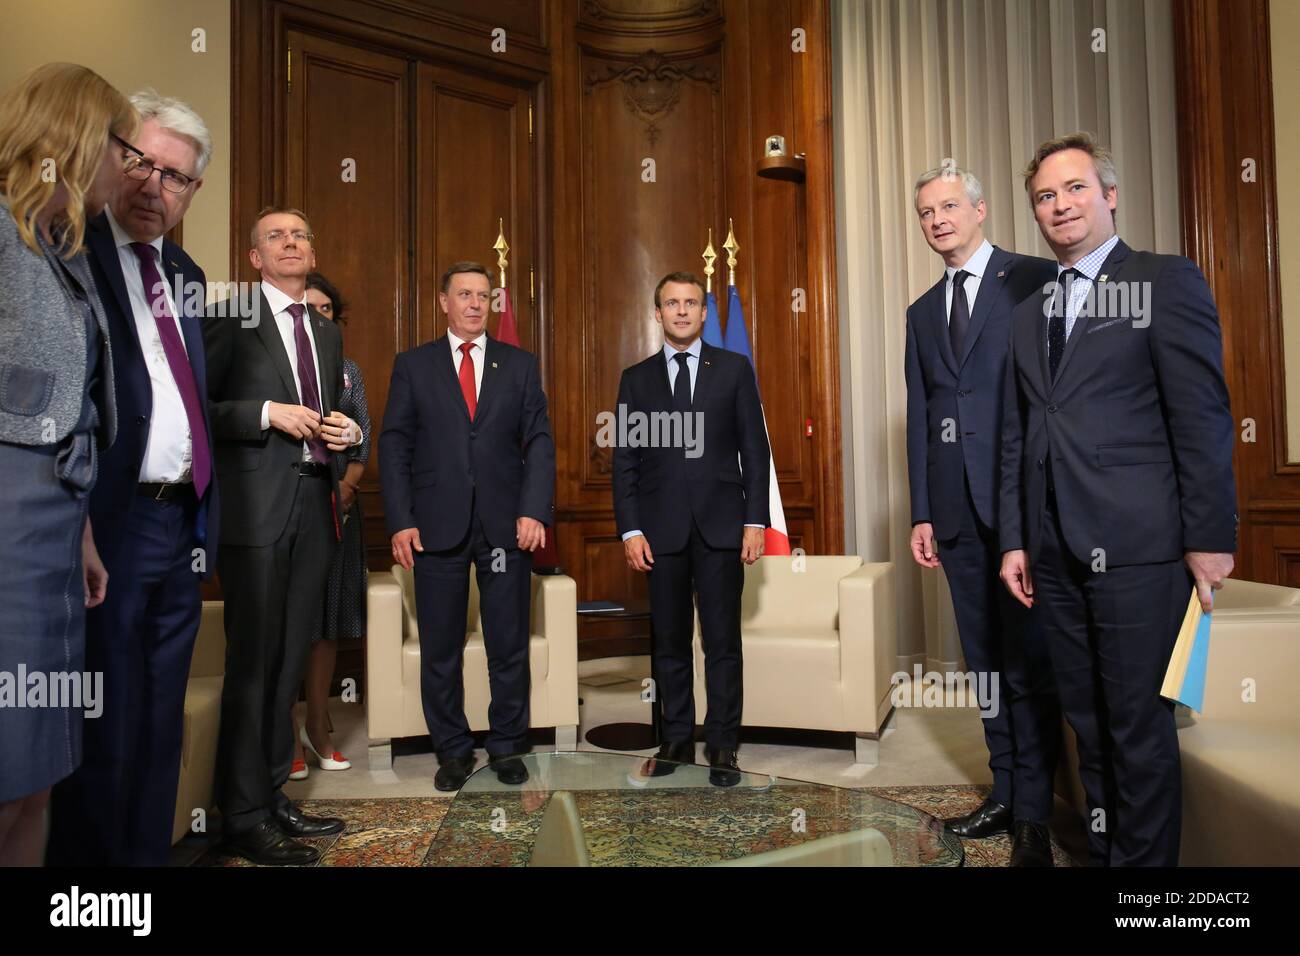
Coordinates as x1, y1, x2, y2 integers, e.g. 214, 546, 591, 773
195, 785, 1076, 867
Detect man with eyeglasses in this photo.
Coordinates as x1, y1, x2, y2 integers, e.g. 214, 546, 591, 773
202, 205, 363, 865
46, 91, 221, 867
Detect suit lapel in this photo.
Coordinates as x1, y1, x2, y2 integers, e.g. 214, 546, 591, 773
254, 292, 301, 401
311, 308, 335, 415
1053, 239, 1131, 388
693, 342, 715, 409
434, 335, 473, 421
87, 215, 139, 351
164, 249, 204, 370
1034, 288, 1052, 394
474, 336, 502, 421
956, 247, 1011, 369
929, 279, 959, 376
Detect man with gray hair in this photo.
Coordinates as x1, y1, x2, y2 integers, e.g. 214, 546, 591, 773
48, 90, 220, 866
904, 163, 1061, 864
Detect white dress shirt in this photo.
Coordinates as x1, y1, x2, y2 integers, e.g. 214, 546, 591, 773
259, 281, 327, 460
622, 336, 764, 542
106, 208, 192, 483
943, 238, 994, 323
448, 328, 487, 398
1051, 233, 1122, 341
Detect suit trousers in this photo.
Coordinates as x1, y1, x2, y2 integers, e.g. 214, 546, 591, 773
648, 519, 744, 750
1033, 490, 1189, 866
939, 480, 1060, 822
413, 502, 532, 758
215, 474, 333, 835
48, 494, 202, 865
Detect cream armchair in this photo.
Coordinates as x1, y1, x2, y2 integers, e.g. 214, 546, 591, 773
171, 600, 224, 845
690, 556, 896, 763
1055, 578, 1300, 865
366, 567, 580, 770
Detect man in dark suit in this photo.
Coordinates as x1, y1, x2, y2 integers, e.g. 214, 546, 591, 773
613, 271, 769, 787
1000, 133, 1237, 866
48, 93, 220, 867
904, 167, 1061, 866
380, 261, 555, 792
204, 206, 363, 865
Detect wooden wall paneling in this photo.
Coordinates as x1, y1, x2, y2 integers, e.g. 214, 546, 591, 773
1175, 0, 1299, 585
423, 65, 538, 352
271, 0, 549, 73
793, 0, 843, 556
283, 28, 413, 571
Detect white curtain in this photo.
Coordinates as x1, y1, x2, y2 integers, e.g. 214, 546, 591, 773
832, 0, 1181, 672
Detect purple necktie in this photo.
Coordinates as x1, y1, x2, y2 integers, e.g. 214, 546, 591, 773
128, 242, 211, 498
286, 302, 331, 463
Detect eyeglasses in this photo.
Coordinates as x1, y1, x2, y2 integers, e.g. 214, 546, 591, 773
261, 229, 314, 245
111, 133, 197, 194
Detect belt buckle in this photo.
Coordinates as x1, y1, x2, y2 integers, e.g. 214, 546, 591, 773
153, 483, 168, 501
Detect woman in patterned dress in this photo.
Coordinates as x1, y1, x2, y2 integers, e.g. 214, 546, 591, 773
292, 272, 370, 774
0, 63, 137, 864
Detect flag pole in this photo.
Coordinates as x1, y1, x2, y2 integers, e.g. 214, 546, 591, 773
493, 218, 509, 288
702, 228, 716, 293
723, 218, 739, 288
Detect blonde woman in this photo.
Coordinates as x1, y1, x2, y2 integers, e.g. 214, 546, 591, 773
0, 63, 138, 866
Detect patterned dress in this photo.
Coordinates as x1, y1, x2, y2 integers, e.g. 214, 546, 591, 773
321, 356, 370, 640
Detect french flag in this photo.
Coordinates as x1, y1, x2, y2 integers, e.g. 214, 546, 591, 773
704, 286, 791, 556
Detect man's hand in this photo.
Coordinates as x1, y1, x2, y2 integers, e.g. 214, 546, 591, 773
624, 533, 654, 572
741, 526, 764, 565
1185, 551, 1234, 613
392, 527, 423, 570
268, 401, 321, 440
320, 411, 358, 451
516, 517, 546, 552
82, 520, 107, 609
1000, 549, 1034, 609
910, 522, 940, 568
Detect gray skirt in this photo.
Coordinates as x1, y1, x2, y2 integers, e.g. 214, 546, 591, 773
0, 439, 89, 802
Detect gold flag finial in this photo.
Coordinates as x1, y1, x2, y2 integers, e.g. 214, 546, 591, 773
723, 218, 739, 287
702, 228, 717, 294
493, 218, 510, 287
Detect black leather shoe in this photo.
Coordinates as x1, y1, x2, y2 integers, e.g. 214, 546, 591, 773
273, 802, 344, 837
223, 819, 320, 866
705, 747, 742, 787
434, 755, 477, 792
641, 741, 695, 777
1010, 821, 1054, 867
489, 755, 529, 785
944, 798, 1012, 838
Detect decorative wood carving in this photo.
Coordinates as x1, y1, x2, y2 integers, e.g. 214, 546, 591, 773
584, 50, 719, 145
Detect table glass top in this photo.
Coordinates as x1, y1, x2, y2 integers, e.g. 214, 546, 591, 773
427, 751, 962, 867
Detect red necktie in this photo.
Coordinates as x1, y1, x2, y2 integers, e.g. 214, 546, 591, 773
458, 341, 477, 419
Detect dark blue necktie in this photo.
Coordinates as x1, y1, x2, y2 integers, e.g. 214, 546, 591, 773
672, 352, 691, 412
1048, 268, 1079, 382
949, 269, 970, 358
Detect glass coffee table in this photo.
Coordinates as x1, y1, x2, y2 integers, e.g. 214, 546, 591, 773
426, 751, 962, 866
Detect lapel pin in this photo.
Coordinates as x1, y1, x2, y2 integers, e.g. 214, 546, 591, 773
1098, 274, 1108, 283
704, 360, 711, 366
492, 361, 498, 368
996, 270, 1006, 278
